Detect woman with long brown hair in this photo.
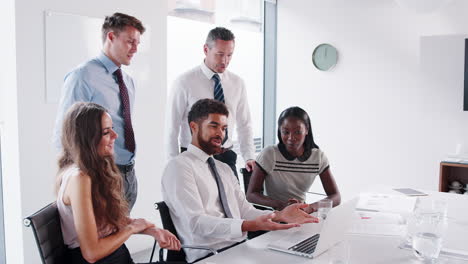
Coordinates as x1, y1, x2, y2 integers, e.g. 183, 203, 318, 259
56, 102, 180, 263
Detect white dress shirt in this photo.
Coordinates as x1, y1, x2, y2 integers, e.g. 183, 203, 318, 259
164, 62, 255, 162
161, 144, 268, 262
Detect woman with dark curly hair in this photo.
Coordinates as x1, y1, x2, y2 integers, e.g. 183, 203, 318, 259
56, 102, 180, 264
246, 106, 340, 213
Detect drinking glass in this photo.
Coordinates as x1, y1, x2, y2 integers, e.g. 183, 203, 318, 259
431, 199, 448, 219
405, 198, 448, 244
411, 211, 447, 263
318, 199, 333, 221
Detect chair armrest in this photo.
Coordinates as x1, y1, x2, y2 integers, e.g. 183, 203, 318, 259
181, 245, 218, 254
252, 203, 274, 211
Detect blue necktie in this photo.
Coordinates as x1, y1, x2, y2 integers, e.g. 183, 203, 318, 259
207, 157, 233, 218
212, 73, 225, 103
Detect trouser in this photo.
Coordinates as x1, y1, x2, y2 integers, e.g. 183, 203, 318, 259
117, 162, 138, 211
68, 244, 166, 264
180, 147, 238, 179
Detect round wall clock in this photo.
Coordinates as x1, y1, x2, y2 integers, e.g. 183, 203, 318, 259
312, 44, 338, 71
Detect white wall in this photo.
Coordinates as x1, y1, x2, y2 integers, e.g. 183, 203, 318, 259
10, 0, 168, 263
277, 0, 468, 199
0, 0, 23, 263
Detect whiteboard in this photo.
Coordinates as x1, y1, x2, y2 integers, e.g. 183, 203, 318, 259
44, 11, 151, 103
45, 11, 102, 103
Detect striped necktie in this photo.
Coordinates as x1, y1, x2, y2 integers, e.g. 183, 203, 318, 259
207, 157, 233, 218
212, 73, 228, 143
114, 69, 136, 153
212, 73, 225, 103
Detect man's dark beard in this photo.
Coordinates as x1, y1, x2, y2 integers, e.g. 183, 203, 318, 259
197, 133, 223, 155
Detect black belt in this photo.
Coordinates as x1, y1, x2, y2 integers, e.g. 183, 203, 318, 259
117, 162, 134, 173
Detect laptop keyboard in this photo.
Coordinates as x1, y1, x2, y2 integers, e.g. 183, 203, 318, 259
288, 234, 320, 255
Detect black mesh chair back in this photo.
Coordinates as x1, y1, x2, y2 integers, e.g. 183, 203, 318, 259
240, 168, 251, 193
240, 168, 265, 194
154, 201, 187, 262
24, 202, 68, 264
149, 201, 218, 263
239, 168, 272, 239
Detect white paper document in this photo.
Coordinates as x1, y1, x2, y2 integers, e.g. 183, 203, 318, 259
349, 211, 406, 236
349, 223, 406, 237
356, 193, 417, 214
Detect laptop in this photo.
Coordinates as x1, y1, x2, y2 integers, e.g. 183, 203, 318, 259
267, 198, 358, 258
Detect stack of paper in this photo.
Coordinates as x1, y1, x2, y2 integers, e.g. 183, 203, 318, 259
349, 194, 415, 237
349, 211, 406, 236
356, 193, 417, 214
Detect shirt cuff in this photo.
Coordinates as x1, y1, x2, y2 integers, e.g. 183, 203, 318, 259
230, 218, 245, 239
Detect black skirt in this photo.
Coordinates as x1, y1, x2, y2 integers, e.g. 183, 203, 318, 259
68, 244, 134, 264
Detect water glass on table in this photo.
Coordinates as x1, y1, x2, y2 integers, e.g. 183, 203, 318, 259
431, 199, 448, 219
405, 198, 448, 243
318, 199, 333, 221
410, 200, 448, 263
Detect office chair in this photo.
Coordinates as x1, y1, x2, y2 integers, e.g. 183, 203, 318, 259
24, 202, 68, 264
240, 168, 252, 193
149, 201, 217, 263
240, 168, 272, 210
239, 168, 273, 239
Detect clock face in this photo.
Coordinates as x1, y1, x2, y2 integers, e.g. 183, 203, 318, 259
312, 44, 338, 71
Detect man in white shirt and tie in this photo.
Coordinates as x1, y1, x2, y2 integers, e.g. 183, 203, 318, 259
164, 27, 255, 176
162, 99, 317, 263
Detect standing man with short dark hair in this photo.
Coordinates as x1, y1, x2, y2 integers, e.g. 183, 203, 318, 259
165, 27, 256, 176
162, 99, 316, 263
53, 12, 145, 211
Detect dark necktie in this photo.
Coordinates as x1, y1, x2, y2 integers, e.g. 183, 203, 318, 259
207, 157, 233, 218
212, 73, 225, 103
212, 73, 228, 143
114, 69, 136, 153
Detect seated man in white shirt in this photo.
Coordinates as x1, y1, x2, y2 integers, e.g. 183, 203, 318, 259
162, 99, 318, 263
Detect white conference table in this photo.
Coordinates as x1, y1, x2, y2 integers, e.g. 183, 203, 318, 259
202, 189, 468, 264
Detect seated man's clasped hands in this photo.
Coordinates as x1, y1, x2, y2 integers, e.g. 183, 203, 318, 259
162, 99, 317, 263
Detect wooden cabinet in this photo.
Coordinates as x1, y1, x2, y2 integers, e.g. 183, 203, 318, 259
439, 162, 468, 192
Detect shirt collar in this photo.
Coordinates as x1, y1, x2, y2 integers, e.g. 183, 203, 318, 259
97, 52, 119, 74
200, 61, 223, 81
187, 144, 212, 163
277, 143, 312, 162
